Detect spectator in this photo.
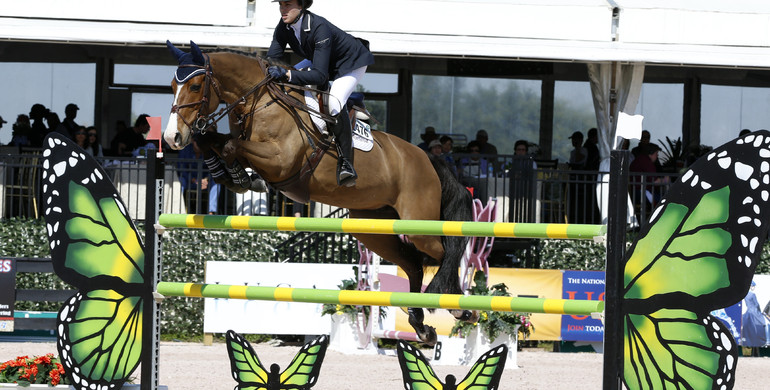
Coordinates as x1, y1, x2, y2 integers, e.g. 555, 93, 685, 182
28, 103, 49, 148
10, 114, 32, 146
110, 114, 150, 157
45, 112, 65, 138
475, 129, 500, 174
177, 138, 221, 215
85, 126, 104, 157
583, 128, 600, 171
475, 129, 498, 155
0, 116, 6, 142
440, 135, 454, 154
417, 126, 438, 151
428, 139, 443, 157
458, 140, 490, 200
438, 135, 458, 177
630, 143, 669, 206
568, 131, 587, 170
72, 126, 88, 150
512, 139, 537, 169
60, 103, 80, 138
631, 130, 651, 158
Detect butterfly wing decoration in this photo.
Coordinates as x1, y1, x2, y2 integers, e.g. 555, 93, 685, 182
397, 340, 507, 390
622, 131, 770, 390
41, 133, 146, 390
226, 330, 328, 390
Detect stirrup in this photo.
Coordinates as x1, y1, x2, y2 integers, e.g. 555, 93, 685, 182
337, 159, 357, 187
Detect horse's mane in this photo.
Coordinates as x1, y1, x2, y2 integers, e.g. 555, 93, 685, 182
203, 48, 285, 66
207, 48, 302, 70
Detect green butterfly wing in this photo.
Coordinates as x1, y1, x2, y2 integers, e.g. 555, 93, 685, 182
278, 334, 328, 389
42, 133, 147, 390
456, 345, 507, 390
226, 330, 269, 390
397, 340, 444, 390
621, 131, 770, 389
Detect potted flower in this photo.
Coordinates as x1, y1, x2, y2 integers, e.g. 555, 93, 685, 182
321, 267, 387, 353
0, 354, 69, 388
449, 271, 534, 367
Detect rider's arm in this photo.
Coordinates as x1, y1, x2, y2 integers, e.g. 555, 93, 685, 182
285, 24, 331, 86
266, 25, 288, 60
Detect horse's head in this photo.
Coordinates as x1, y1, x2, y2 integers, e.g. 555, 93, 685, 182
164, 40, 221, 150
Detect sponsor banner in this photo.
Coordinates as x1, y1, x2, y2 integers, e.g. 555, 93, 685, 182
561, 270, 605, 342
203, 261, 399, 335
0, 257, 16, 332
395, 267, 563, 340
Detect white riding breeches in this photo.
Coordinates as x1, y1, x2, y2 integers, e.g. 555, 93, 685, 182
328, 66, 367, 116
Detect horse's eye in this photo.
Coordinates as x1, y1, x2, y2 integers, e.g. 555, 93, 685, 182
190, 84, 202, 92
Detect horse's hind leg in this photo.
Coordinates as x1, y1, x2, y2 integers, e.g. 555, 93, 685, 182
349, 210, 437, 345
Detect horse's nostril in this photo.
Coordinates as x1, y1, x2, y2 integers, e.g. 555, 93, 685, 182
174, 133, 181, 146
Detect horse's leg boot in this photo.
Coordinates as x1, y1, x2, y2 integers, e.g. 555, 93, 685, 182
204, 154, 228, 183
330, 107, 357, 187
227, 159, 252, 189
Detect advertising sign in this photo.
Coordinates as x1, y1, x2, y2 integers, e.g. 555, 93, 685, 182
561, 270, 605, 342
0, 257, 16, 332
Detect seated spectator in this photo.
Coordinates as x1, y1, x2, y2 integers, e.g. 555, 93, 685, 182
439, 135, 458, 176
111, 115, 150, 157
177, 138, 221, 214
10, 114, 32, 147
458, 140, 490, 200
428, 139, 443, 157
417, 126, 438, 151
72, 126, 88, 150
85, 126, 104, 157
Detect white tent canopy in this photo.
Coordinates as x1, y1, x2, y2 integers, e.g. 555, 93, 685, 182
3, 0, 770, 68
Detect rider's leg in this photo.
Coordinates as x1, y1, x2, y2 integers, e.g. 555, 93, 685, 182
328, 105, 356, 186
328, 66, 367, 187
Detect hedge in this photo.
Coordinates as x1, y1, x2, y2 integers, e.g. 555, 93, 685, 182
4, 218, 770, 338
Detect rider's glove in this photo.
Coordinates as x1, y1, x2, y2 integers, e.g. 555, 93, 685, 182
267, 66, 288, 81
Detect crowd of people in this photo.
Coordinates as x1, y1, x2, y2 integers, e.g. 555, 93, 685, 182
2, 102, 155, 159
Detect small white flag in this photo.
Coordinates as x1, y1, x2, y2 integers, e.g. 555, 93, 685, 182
616, 112, 644, 140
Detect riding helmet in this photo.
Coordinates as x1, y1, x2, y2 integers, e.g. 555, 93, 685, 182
272, 0, 312, 9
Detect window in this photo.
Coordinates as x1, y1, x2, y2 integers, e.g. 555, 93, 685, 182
702, 84, 770, 149
0, 62, 95, 145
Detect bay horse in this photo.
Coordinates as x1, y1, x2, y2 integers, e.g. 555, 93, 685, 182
163, 41, 473, 345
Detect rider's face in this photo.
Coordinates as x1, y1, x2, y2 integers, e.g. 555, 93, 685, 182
278, 0, 302, 24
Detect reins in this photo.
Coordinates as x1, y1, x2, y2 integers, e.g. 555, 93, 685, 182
172, 54, 336, 141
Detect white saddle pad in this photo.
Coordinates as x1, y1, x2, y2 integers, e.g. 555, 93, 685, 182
304, 90, 373, 152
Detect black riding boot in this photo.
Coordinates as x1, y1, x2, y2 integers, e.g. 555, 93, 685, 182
329, 107, 357, 187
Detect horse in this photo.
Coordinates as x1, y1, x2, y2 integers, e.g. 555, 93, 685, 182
162, 41, 474, 345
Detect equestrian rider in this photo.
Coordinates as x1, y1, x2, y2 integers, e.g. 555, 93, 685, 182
266, 0, 374, 187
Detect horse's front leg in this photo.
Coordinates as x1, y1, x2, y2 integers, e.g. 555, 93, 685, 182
197, 135, 265, 194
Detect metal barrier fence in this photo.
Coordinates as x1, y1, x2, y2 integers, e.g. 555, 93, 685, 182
0, 151, 676, 227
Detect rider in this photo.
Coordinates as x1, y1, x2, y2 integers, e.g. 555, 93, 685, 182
266, 0, 374, 187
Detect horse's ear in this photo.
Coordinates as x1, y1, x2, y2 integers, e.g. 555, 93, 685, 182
190, 41, 205, 65
166, 40, 186, 63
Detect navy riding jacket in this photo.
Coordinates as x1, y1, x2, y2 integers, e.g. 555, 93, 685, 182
267, 11, 374, 86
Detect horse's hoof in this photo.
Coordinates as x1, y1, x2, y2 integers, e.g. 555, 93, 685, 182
418, 325, 438, 346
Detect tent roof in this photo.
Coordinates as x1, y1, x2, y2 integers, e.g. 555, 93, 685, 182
3, 0, 770, 68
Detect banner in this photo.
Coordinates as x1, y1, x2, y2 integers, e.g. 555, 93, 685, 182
0, 257, 15, 332
561, 270, 604, 341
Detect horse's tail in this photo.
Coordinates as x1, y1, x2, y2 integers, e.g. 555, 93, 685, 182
425, 155, 473, 295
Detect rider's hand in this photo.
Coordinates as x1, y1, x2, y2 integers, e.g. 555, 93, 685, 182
268, 66, 288, 81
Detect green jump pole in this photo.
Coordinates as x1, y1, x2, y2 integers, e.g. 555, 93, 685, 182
157, 214, 606, 240
156, 282, 604, 316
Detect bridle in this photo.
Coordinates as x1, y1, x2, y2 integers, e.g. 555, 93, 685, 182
170, 52, 336, 148
170, 54, 275, 136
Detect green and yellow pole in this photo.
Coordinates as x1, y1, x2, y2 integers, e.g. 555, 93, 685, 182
157, 214, 606, 240
156, 282, 604, 316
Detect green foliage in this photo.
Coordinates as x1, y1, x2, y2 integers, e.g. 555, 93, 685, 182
0, 354, 70, 386
4, 218, 286, 338
320, 267, 387, 323
538, 238, 607, 271
450, 271, 533, 341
